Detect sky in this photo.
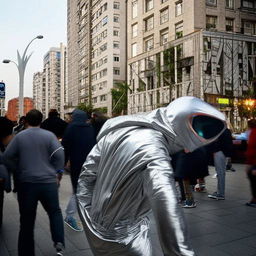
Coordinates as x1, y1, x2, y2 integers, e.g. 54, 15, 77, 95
0, 0, 67, 107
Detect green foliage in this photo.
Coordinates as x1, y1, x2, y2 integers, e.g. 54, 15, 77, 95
93, 107, 108, 114
77, 103, 93, 116
111, 82, 130, 115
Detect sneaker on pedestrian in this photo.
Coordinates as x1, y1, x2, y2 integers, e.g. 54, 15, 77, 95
208, 192, 225, 200
194, 184, 207, 193
245, 201, 256, 208
55, 242, 65, 256
182, 199, 197, 208
64, 216, 83, 232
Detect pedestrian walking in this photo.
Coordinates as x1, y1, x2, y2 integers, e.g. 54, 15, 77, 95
3, 109, 65, 256
0, 117, 14, 227
77, 97, 226, 256
207, 128, 233, 200
62, 109, 96, 231
41, 109, 67, 139
172, 146, 209, 208
90, 111, 108, 137
245, 119, 256, 207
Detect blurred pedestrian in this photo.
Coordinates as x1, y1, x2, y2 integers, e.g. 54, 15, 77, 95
245, 119, 256, 207
172, 147, 209, 208
0, 117, 14, 227
41, 109, 67, 139
62, 109, 96, 231
13, 116, 26, 134
3, 109, 65, 256
90, 111, 108, 137
207, 128, 233, 200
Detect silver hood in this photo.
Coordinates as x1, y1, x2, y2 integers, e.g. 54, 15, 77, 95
98, 96, 226, 153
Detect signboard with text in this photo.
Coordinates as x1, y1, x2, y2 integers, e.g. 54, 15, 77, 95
0, 82, 5, 98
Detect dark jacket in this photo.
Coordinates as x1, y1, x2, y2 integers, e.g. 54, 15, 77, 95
171, 147, 209, 183
207, 128, 233, 157
62, 109, 96, 190
41, 116, 67, 139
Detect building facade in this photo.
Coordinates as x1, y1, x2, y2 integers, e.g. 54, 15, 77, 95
127, 0, 256, 127
6, 97, 34, 121
67, 0, 127, 116
33, 44, 67, 118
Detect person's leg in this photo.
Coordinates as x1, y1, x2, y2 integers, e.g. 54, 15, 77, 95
182, 179, 196, 208
65, 193, 77, 218
0, 180, 4, 227
39, 183, 64, 247
214, 151, 226, 198
17, 183, 38, 256
247, 170, 256, 202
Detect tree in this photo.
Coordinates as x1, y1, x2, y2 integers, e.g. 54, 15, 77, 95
111, 82, 131, 116
77, 103, 94, 117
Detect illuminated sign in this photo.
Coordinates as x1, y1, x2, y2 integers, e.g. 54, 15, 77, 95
217, 98, 229, 104
0, 82, 5, 98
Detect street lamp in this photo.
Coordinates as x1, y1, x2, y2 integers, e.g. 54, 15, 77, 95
2, 35, 43, 118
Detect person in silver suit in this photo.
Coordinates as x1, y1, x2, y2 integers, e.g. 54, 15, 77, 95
77, 96, 226, 256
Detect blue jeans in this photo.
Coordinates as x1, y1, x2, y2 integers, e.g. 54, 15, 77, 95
17, 182, 64, 256
213, 151, 226, 197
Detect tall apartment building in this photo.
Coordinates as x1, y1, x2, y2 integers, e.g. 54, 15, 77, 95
127, 0, 256, 126
33, 44, 67, 118
67, 0, 127, 116
67, 0, 79, 110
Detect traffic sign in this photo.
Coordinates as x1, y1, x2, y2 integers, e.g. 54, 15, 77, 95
0, 82, 5, 98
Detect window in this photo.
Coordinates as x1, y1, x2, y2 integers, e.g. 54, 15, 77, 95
132, 23, 138, 38
176, 1, 183, 16
114, 15, 120, 23
144, 37, 154, 52
102, 16, 108, 26
206, 16, 217, 30
160, 8, 169, 24
175, 22, 183, 38
242, 0, 254, 8
113, 42, 120, 49
242, 20, 256, 35
160, 29, 168, 45
226, 18, 234, 32
206, 0, 217, 6
132, 43, 137, 57
161, 0, 168, 3
145, 16, 154, 31
145, 0, 154, 12
113, 30, 119, 36
100, 95, 107, 101
114, 56, 120, 62
226, 0, 234, 9
114, 2, 120, 9
113, 68, 120, 75
132, 0, 138, 18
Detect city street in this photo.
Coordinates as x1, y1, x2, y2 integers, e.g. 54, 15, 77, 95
1, 164, 256, 256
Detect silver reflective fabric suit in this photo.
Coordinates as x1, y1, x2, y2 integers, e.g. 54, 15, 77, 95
77, 97, 226, 256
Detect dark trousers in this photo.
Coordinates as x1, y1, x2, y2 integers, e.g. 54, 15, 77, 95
248, 170, 256, 199
0, 181, 4, 227
17, 182, 64, 256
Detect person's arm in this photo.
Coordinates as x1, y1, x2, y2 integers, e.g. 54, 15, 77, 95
49, 135, 65, 171
76, 143, 101, 209
143, 154, 195, 256
2, 137, 18, 171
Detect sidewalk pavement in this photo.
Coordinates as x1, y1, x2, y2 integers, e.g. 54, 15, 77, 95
1, 164, 256, 256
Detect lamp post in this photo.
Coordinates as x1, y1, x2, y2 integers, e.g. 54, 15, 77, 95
3, 35, 43, 118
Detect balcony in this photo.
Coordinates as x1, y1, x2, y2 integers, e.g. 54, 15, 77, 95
240, 6, 256, 13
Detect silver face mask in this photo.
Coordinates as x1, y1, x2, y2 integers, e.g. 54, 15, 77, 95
77, 96, 226, 256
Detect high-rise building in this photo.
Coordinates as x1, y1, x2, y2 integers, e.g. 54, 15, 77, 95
67, 0, 127, 116
67, 0, 79, 111
33, 44, 67, 118
6, 97, 34, 121
127, 0, 256, 124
